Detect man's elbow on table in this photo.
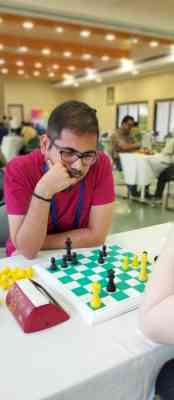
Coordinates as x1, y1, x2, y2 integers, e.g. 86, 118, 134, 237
139, 309, 164, 344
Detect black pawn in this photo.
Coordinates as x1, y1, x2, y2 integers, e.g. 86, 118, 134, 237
107, 269, 116, 292
98, 250, 104, 264
61, 255, 68, 268
50, 257, 57, 271
72, 252, 78, 265
102, 244, 107, 257
65, 237, 72, 261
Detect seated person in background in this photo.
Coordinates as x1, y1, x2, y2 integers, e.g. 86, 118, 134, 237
111, 116, 144, 197
4, 100, 115, 259
149, 137, 174, 177
0, 122, 8, 145
20, 121, 39, 154
153, 163, 174, 203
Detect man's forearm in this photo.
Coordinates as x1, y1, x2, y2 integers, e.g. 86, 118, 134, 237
42, 228, 105, 250
15, 197, 50, 258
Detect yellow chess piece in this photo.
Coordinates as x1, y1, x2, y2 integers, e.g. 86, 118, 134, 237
132, 255, 139, 269
90, 282, 102, 310
139, 254, 148, 282
122, 256, 129, 271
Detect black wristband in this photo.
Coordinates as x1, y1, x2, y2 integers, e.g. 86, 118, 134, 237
32, 192, 52, 202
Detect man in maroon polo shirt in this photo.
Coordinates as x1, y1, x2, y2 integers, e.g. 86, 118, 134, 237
4, 101, 115, 259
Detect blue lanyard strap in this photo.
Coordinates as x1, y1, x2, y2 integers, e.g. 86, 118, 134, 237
43, 163, 84, 230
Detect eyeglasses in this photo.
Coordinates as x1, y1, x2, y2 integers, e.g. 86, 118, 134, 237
51, 141, 97, 166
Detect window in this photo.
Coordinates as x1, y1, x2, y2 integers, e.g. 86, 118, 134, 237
155, 99, 174, 141
117, 102, 148, 131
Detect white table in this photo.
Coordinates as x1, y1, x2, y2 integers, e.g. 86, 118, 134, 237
1, 135, 23, 161
0, 223, 174, 400
119, 153, 156, 201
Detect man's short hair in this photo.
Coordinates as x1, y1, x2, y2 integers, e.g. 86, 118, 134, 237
47, 100, 99, 140
122, 115, 135, 125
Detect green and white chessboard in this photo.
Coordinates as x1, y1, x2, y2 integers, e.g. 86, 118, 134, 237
35, 244, 152, 325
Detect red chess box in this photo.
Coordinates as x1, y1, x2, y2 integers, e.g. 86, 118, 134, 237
6, 279, 69, 333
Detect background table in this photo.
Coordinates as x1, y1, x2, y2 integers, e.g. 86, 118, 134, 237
1, 135, 23, 161
0, 222, 174, 400
119, 153, 156, 201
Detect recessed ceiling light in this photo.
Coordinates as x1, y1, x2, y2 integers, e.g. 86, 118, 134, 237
105, 33, 116, 41
52, 64, 59, 70
80, 30, 91, 38
0, 59, 5, 65
56, 26, 64, 33
0, 44, 4, 50
1, 68, 8, 74
16, 60, 24, 67
82, 53, 92, 60
33, 70, 40, 77
149, 40, 159, 48
22, 21, 34, 30
18, 46, 29, 53
120, 58, 134, 71
63, 51, 72, 58
34, 62, 42, 68
85, 68, 96, 80
42, 48, 51, 55
68, 65, 76, 71
73, 82, 79, 87
101, 55, 110, 62
48, 72, 55, 78
17, 69, 25, 75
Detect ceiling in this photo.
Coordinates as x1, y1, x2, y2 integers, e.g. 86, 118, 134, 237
0, 1, 173, 85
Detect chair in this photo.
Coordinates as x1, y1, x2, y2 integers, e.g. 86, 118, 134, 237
162, 165, 174, 210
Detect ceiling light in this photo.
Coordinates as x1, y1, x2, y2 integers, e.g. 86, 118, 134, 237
0, 59, 5, 65
48, 72, 55, 78
62, 73, 72, 79
52, 64, 59, 70
35, 62, 42, 68
22, 21, 34, 30
56, 26, 64, 33
120, 58, 134, 70
82, 53, 92, 60
63, 51, 72, 58
33, 70, 40, 77
16, 60, 24, 67
1, 68, 8, 74
42, 48, 51, 55
105, 33, 116, 41
18, 46, 28, 53
68, 65, 76, 71
73, 82, 79, 87
86, 68, 96, 80
0, 18, 3, 24
0, 44, 4, 50
101, 55, 110, 62
80, 30, 91, 38
149, 41, 159, 48
17, 69, 25, 75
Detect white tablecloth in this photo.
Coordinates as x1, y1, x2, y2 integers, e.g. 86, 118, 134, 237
0, 222, 174, 400
119, 153, 156, 186
1, 135, 23, 161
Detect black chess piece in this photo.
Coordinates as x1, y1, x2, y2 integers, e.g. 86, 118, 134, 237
98, 250, 104, 264
61, 255, 68, 268
49, 257, 57, 271
107, 269, 116, 292
72, 252, 78, 265
102, 244, 107, 257
65, 237, 72, 261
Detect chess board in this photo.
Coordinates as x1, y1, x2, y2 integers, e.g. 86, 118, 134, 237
35, 244, 152, 325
